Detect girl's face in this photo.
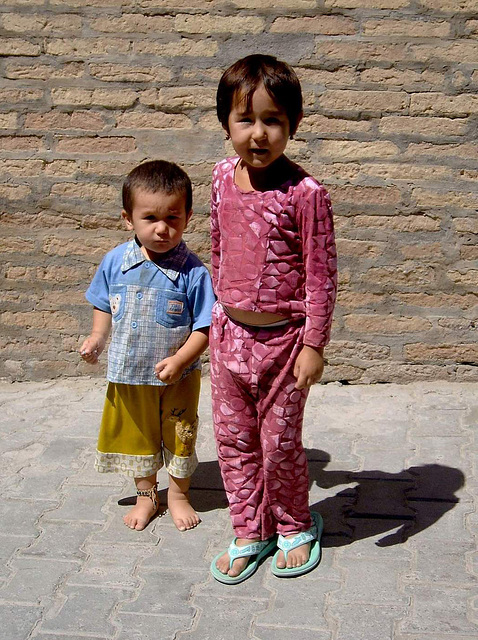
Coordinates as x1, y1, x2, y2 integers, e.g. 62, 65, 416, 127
226, 84, 291, 171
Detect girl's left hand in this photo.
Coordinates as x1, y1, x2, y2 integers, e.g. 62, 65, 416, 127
293, 345, 325, 389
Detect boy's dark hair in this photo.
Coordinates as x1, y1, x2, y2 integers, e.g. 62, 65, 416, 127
216, 54, 303, 136
122, 160, 193, 216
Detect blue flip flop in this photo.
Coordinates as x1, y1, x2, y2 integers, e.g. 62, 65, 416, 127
211, 537, 277, 585
271, 512, 323, 578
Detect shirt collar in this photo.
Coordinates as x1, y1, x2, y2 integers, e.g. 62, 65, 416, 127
121, 238, 190, 281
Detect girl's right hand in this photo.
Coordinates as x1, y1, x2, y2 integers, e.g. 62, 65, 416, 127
79, 336, 104, 364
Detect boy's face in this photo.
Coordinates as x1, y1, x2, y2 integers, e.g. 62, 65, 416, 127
123, 188, 191, 261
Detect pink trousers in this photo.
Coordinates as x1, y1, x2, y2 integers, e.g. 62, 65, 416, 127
210, 303, 312, 540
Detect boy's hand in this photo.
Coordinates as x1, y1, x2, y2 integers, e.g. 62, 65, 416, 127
155, 356, 184, 384
293, 345, 325, 390
79, 336, 105, 364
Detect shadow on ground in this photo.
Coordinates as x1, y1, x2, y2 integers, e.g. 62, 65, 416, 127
120, 451, 465, 546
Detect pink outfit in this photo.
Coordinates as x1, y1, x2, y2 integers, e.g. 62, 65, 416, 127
211, 157, 337, 347
210, 156, 337, 540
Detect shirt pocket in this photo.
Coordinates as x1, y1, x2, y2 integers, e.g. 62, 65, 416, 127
109, 284, 127, 323
156, 290, 190, 328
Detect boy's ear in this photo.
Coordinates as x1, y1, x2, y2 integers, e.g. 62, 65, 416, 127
185, 209, 193, 227
122, 210, 134, 230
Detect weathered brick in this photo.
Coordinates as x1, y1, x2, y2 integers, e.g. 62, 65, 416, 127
345, 314, 432, 333
0, 184, 32, 200
90, 14, 172, 33
452, 217, 478, 233
410, 41, 478, 63
270, 16, 356, 35
359, 68, 444, 90
400, 243, 443, 259
42, 236, 115, 257
0, 136, 43, 151
56, 137, 136, 154
405, 142, 478, 160
360, 163, 453, 181
0, 113, 17, 129
419, 0, 477, 12
336, 238, 386, 258
447, 270, 478, 286
1, 13, 83, 33
0, 159, 43, 177
320, 140, 400, 160
24, 111, 105, 131
324, 0, 408, 5
5, 61, 84, 80
315, 41, 408, 63
413, 188, 478, 210
336, 291, 384, 308
0, 89, 43, 104
2, 236, 35, 254
175, 14, 264, 34
405, 343, 478, 363
319, 89, 409, 114
46, 38, 131, 56
88, 63, 172, 83
362, 18, 450, 37
50, 182, 118, 202
461, 246, 478, 260
115, 112, 192, 129
0, 311, 79, 331
142, 87, 216, 110
365, 265, 437, 287
133, 38, 218, 57
0, 38, 41, 56
397, 293, 477, 310
51, 88, 137, 108
330, 185, 402, 205
379, 116, 468, 137
410, 93, 478, 117
234, 0, 316, 6
301, 115, 371, 134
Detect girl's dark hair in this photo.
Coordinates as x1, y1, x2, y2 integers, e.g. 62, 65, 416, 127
216, 54, 303, 136
122, 160, 192, 215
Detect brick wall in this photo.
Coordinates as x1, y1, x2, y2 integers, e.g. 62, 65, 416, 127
0, 0, 477, 383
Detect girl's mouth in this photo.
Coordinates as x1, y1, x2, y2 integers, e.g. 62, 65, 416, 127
250, 149, 268, 155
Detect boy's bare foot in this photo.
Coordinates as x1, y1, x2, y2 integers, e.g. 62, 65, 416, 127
168, 475, 200, 531
123, 495, 158, 531
215, 538, 260, 577
275, 537, 311, 569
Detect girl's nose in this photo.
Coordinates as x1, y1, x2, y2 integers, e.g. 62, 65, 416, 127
252, 121, 266, 141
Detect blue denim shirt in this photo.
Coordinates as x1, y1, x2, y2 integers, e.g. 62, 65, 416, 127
86, 239, 215, 385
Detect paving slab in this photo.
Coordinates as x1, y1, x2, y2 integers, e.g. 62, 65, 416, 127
0, 377, 477, 640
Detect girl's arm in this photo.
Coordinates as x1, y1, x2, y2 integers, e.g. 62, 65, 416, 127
79, 308, 112, 364
210, 165, 221, 292
294, 183, 337, 388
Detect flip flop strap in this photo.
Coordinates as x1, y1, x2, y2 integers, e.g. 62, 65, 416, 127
227, 539, 271, 570
277, 526, 316, 561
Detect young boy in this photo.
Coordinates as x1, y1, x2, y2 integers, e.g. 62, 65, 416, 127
80, 160, 215, 532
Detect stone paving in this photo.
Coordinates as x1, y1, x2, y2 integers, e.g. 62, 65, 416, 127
0, 377, 477, 640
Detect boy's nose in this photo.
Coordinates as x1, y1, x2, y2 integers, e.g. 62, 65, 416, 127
155, 221, 168, 235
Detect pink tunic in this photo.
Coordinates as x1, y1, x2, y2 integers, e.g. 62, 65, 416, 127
210, 156, 337, 347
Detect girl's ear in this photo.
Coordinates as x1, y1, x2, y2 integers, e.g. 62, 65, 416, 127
122, 210, 134, 230
222, 124, 231, 141
291, 111, 303, 138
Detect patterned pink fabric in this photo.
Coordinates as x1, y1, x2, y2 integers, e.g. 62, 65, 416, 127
210, 156, 337, 348
210, 303, 312, 540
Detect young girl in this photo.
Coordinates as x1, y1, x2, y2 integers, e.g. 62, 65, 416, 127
209, 54, 337, 584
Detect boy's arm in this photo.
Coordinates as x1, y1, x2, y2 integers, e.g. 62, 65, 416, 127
79, 308, 112, 364
155, 327, 209, 384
